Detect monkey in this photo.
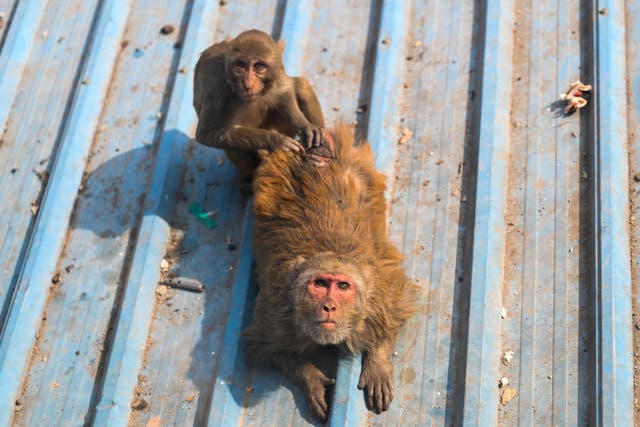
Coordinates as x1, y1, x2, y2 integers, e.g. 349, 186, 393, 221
244, 124, 421, 421
193, 29, 331, 182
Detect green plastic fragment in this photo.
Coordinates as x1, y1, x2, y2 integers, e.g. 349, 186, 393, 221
189, 202, 218, 229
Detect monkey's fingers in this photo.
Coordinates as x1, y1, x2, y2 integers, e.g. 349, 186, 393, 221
307, 390, 329, 422
281, 137, 304, 153
324, 377, 336, 386
375, 381, 393, 413
358, 374, 393, 413
305, 374, 335, 421
302, 127, 315, 149
382, 382, 393, 411
312, 127, 324, 148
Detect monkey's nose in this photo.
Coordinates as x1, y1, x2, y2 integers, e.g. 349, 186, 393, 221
322, 303, 336, 312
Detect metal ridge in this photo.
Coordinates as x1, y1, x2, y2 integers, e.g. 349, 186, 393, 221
462, 0, 514, 425
0, 1, 133, 424
91, 0, 218, 424
329, 1, 412, 425
591, 0, 634, 424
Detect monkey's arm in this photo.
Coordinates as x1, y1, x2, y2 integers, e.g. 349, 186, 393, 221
270, 80, 324, 150
294, 77, 325, 127
358, 339, 394, 414
196, 119, 302, 153
271, 353, 335, 422
195, 96, 300, 152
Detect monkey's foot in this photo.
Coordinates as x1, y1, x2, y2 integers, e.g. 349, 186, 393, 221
358, 359, 394, 414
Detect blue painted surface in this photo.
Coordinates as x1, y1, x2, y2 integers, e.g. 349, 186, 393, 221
592, 0, 634, 424
462, 1, 514, 425
0, 1, 131, 424
0, 0, 638, 426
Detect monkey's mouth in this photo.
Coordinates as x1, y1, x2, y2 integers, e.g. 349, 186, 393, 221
240, 90, 260, 101
319, 320, 337, 330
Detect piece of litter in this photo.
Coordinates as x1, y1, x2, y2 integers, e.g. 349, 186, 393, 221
189, 202, 218, 229
398, 127, 413, 145
160, 259, 169, 270
560, 80, 592, 114
498, 377, 509, 387
501, 307, 507, 319
501, 387, 517, 405
502, 350, 515, 365
160, 24, 175, 35
161, 276, 204, 292
131, 397, 148, 410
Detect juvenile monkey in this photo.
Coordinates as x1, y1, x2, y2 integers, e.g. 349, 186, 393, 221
193, 29, 329, 181
245, 124, 420, 421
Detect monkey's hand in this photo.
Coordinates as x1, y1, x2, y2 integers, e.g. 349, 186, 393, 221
301, 366, 336, 422
268, 133, 304, 153
358, 353, 394, 414
295, 125, 325, 149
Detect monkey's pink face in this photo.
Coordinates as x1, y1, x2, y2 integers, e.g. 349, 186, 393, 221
306, 273, 356, 331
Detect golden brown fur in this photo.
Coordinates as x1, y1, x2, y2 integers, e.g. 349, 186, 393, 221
245, 124, 420, 420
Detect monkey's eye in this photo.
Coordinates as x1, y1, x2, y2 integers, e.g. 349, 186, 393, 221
313, 279, 329, 288
233, 61, 248, 72
337, 282, 351, 291
253, 62, 268, 73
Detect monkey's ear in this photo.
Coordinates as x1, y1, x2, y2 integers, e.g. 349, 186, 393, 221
277, 39, 286, 54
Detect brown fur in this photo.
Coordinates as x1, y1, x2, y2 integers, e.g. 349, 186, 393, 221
245, 124, 420, 420
193, 29, 327, 182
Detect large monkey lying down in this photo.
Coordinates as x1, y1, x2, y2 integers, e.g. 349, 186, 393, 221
245, 124, 421, 421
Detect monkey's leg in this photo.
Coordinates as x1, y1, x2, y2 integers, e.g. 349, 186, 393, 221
272, 353, 335, 422
224, 149, 260, 183
357, 340, 394, 413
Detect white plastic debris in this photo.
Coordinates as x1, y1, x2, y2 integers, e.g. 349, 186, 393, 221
502, 350, 515, 365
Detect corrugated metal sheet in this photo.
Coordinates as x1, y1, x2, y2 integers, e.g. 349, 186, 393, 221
0, 0, 638, 426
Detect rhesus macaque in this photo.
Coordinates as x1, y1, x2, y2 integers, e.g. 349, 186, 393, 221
245, 124, 420, 421
193, 29, 330, 182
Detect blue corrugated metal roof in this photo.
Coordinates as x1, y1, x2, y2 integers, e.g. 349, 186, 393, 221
0, 0, 638, 425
